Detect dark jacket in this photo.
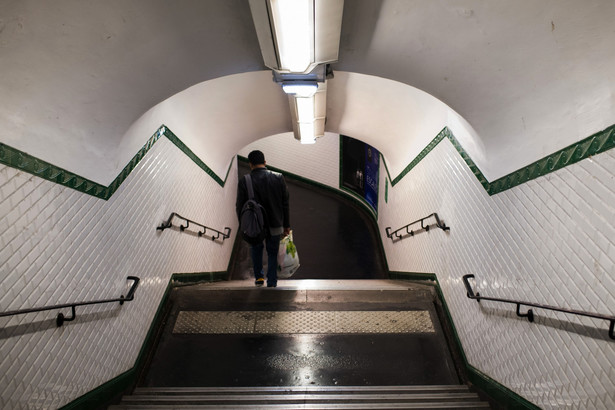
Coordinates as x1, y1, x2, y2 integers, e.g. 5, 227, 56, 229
236, 167, 290, 235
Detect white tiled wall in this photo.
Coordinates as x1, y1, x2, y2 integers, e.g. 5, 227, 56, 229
380, 139, 615, 409
0, 137, 238, 409
238, 132, 340, 189
2, 125, 614, 409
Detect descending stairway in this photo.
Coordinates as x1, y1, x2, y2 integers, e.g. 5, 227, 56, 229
110, 385, 490, 409
113, 280, 493, 409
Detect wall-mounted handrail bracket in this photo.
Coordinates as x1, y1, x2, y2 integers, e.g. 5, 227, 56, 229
386, 213, 450, 242
56, 306, 76, 327
463, 274, 614, 340
516, 304, 534, 322
156, 212, 231, 242
1, 276, 140, 328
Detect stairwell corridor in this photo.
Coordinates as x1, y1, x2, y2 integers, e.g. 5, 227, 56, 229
109, 166, 493, 409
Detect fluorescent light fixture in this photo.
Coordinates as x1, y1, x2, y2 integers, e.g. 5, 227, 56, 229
298, 123, 316, 144
282, 82, 318, 97
296, 95, 315, 119
249, 1, 342, 143
249, 0, 344, 74
270, 0, 313, 72
290, 81, 326, 144
296, 96, 316, 144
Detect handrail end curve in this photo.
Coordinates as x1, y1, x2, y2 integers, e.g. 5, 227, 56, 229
462, 274, 477, 300
122, 276, 140, 303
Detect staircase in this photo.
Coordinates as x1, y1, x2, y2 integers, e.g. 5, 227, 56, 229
110, 385, 490, 409
115, 280, 494, 409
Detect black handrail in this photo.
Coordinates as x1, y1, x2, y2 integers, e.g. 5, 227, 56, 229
0, 276, 140, 327
156, 212, 231, 241
385, 213, 450, 241
463, 274, 615, 340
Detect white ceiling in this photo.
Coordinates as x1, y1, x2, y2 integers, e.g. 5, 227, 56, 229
1, 0, 613, 184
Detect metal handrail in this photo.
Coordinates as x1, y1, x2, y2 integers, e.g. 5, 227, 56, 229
0, 276, 140, 327
385, 213, 450, 241
463, 274, 615, 340
156, 212, 231, 241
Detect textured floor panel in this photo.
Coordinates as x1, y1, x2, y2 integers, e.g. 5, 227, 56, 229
173, 310, 435, 334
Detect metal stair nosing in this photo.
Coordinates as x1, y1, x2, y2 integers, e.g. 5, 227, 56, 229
132, 384, 473, 395
109, 403, 491, 409
120, 392, 483, 403
110, 385, 492, 409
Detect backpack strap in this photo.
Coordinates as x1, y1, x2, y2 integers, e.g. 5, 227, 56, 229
245, 174, 255, 200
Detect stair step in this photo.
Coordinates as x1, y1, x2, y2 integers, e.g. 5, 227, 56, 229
109, 402, 491, 409
133, 385, 472, 395
110, 385, 491, 409
121, 392, 482, 403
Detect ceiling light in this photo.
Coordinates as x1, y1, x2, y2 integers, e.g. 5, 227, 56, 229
290, 81, 326, 144
249, 0, 344, 74
296, 95, 315, 119
282, 82, 319, 97
249, 0, 343, 144
270, 0, 312, 72
298, 123, 316, 144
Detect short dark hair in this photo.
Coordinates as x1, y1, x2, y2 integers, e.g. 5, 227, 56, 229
248, 150, 265, 165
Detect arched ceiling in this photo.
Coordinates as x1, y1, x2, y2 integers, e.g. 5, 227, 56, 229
1, 0, 613, 184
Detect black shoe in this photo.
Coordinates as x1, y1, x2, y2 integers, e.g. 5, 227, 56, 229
255, 278, 264, 287
267, 282, 277, 288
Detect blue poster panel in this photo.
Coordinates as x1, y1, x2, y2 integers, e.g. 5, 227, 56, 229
364, 144, 379, 212
341, 135, 379, 213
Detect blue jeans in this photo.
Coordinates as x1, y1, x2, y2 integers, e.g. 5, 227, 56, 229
250, 234, 280, 286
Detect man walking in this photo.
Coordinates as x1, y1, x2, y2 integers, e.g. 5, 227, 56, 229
236, 150, 291, 287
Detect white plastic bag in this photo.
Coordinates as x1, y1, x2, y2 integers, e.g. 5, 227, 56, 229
277, 231, 300, 279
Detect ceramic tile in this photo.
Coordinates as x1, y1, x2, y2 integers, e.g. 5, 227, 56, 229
381, 140, 615, 409
2, 125, 614, 409
0, 138, 237, 408
239, 132, 341, 189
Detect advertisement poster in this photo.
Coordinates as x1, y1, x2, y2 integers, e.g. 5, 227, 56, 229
364, 144, 379, 211
341, 136, 379, 213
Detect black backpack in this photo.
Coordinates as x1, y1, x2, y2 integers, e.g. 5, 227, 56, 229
240, 174, 268, 244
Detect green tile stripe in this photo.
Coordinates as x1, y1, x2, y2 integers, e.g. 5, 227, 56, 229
384, 178, 388, 203
163, 127, 232, 187
0, 125, 233, 200
171, 271, 229, 285
103, 127, 164, 199
0, 143, 111, 199
389, 128, 447, 186
386, 124, 615, 195
487, 124, 614, 195
444, 128, 491, 192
